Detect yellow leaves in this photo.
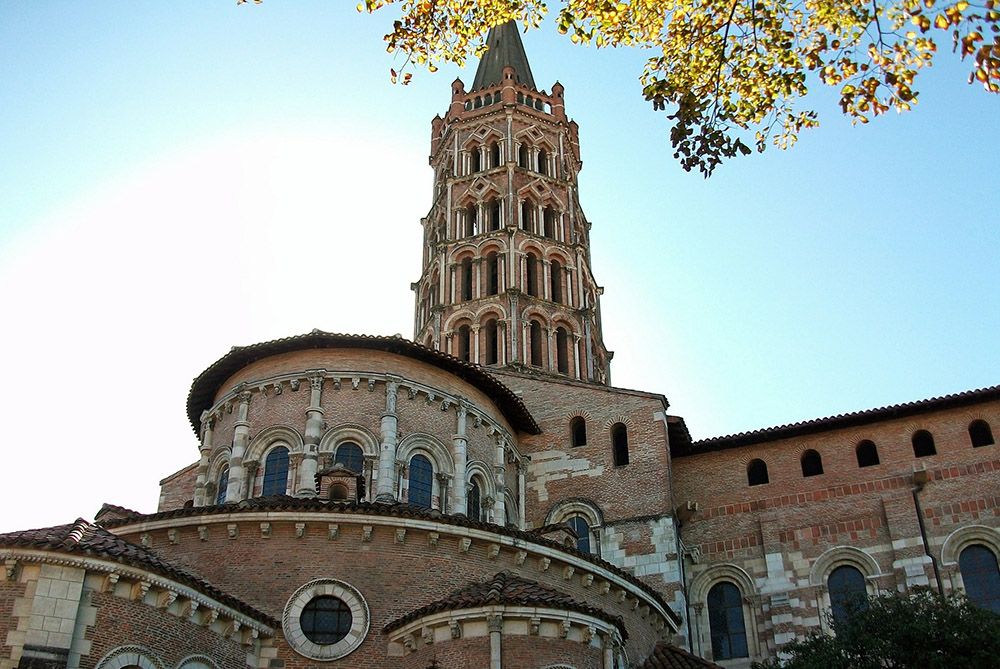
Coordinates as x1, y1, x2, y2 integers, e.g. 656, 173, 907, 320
935, 14, 950, 28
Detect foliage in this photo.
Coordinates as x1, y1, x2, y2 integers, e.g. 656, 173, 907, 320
326, 0, 999, 176
751, 588, 1000, 669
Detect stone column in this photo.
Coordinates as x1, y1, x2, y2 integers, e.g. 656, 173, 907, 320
573, 334, 583, 379
546, 327, 555, 371
488, 614, 503, 669
451, 402, 469, 516
296, 372, 325, 497
363, 454, 379, 501
516, 458, 526, 529
436, 472, 451, 512
494, 436, 507, 522
471, 325, 481, 364
225, 389, 252, 503
375, 378, 400, 502
542, 260, 551, 300
193, 413, 214, 506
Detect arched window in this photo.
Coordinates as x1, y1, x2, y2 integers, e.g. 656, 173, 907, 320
550, 260, 563, 303
484, 318, 499, 365
467, 478, 482, 521
488, 198, 501, 231
262, 446, 289, 496
538, 148, 548, 175
461, 257, 473, 301
216, 467, 229, 505
828, 565, 868, 627
408, 454, 433, 509
489, 141, 500, 168
526, 253, 539, 297
567, 515, 591, 553
912, 430, 936, 457
520, 199, 534, 232
571, 416, 587, 447
486, 252, 500, 295
529, 320, 543, 367
856, 440, 880, 467
518, 143, 529, 168
464, 204, 478, 237
457, 324, 471, 362
707, 582, 748, 660
556, 327, 569, 374
335, 442, 363, 474
969, 420, 995, 448
747, 459, 769, 486
470, 147, 481, 173
960, 545, 1000, 613
611, 423, 629, 466
543, 207, 556, 238
801, 449, 823, 477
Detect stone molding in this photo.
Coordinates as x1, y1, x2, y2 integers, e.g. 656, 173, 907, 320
0, 549, 274, 641
108, 512, 677, 633
94, 645, 165, 669
939, 523, 1000, 566
281, 578, 369, 661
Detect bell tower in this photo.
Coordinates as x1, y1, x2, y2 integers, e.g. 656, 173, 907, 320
412, 22, 612, 385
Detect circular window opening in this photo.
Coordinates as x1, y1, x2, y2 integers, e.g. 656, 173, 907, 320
301, 596, 352, 645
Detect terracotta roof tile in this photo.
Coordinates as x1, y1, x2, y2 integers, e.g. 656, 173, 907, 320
97, 496, 681, 628
639, 642, 723, 669
186, 331, 540, 435
384, 571, 626, 636
675, 384, 1000, 455
0, 519, 276, 627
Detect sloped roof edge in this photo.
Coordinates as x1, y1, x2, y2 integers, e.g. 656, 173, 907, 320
186, 331, 540, 436
677, 384, 1000, 456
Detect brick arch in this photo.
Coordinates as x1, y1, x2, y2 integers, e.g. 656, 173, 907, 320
517, 239, 547, 258
478, 238, 508, 256
96, 646, 165, 669
398, 433, 455, 476
689, 563, 757, 603
545, 247, 573, 266
207, 448, 233, 491
735, 451, 767, 467
442, 309, 477, 332
466, 459, 498, 502
566, 409, 594, 422
176, 656, 219, 669
474, 303, 508, 321
808, 545, 882, 586
246, 425, 303, 461
545, 498, 605, 527
603, 415, 635, 429
319, 423, 379, 459
451, 244, 478, 262
520, 307, 551, 328
941, 524, 1000, 565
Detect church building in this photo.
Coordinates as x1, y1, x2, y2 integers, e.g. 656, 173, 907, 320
1, 22, 998, 669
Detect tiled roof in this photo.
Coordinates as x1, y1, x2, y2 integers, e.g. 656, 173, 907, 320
186, 331, 540, 436
471, 21, 536, 92
639, 642, 723, 669
0, 519, 276, 627
98, 496, 681, 628
675, 384, 1000, 455
383, 571, 625, 636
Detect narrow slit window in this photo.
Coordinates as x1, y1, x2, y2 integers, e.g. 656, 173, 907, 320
747, 459, 769, 486
612, 423, 629, 466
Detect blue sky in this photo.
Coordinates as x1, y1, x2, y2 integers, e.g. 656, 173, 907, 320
1, 2, 997, 530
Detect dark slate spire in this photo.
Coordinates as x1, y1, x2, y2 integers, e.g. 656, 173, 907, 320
471, 21, 536, 92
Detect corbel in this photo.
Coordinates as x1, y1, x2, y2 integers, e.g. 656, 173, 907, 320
202, 608, 219, 627
368, 378, 377, 392
290, 378, 300, 391
260, 522, 271, 538
458, 537, 472, 553
156, 590, 178, 609
426, 392, 436, 405
560, 620, 571, 638
449, 619, 462, 639
362, 525, 373, 542
351, 377, 361, 390
598, 580, 611, 595
295, 523, 306, 538
580, 573, 594, 588
332, 377, 342, 391
227, 619, 242, 639
140, 533, 152, 548
428, 531, 439, 547
407, 386, 418, 400
403, 634, 417, 651
4, 558, 17, 581
167, 529, 179, 545
529, 616, 541, 636
227, 524, 238, 539
198, 526, 209, 541
487, 543, 500, 559
583, 626, 595, 643
328, 524, 339, 540
395, 528, 407, 544
639, 604, 649, 618
514, 550, 527, 566
130, 580, 151, 602
538, 557, 551, 572
615, 589, 626, 603
102, 573, 120, 593
563, 565, 575, 580
421, 627, 434, 645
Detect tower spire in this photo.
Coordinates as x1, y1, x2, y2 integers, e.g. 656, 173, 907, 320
471, 21, 536, 92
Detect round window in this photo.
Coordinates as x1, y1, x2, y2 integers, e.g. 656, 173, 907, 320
301, 596, 352, 645
282, 579, 369, 661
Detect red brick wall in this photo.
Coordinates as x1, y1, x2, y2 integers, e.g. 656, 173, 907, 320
82, 591, 247, 669
0, 577, 26, 663
392, 637, 491, 669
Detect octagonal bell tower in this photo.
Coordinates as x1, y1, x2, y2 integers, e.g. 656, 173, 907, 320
412, 22, 612, 384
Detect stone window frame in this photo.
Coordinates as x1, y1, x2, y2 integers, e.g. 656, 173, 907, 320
397, 433, 455, 510
466, 460, 498, 522
246, 425, 303, 497
807, 545, 881, 633
940, 524, 1000, 596
689, 564, 761, 665
95, 646, 165, 669
175, 655, 219, 669
282, 578, 370, 661
545, 499, 604, 557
